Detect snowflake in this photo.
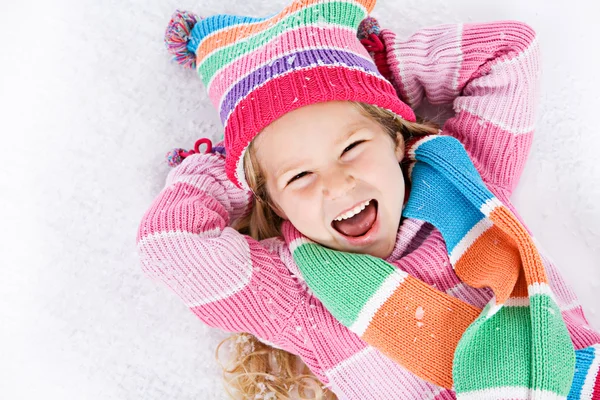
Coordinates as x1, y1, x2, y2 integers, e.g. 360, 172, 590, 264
236, 334, 250, 344
241, 341, 255, 357
415, 306, 425, 320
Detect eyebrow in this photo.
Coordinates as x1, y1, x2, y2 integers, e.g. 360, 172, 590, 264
275, 122, 366, 180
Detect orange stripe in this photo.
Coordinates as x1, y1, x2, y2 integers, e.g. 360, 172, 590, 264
454, 225, 521, 303
455, 207, 548, 304
512, 268, 529, 298
362, 275, 480, 389
488, 207, 548, 286
195, 0, 376, 62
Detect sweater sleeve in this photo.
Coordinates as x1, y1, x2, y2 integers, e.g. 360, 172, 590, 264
136, 153, 304, 343
380, 21, 541, 195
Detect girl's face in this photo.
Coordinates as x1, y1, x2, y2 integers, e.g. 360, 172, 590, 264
254, 101, 405, 259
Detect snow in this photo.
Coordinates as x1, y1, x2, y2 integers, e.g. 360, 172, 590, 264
1, 0, 598, 398
415, 306, 425, 320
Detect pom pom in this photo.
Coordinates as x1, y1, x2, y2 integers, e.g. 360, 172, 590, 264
166, 148, 186, 167
164, 10, 202, 69
357, 16, 381, 40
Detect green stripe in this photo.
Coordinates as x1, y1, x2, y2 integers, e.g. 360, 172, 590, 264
453, 295, 574, 395
529, 294, 575, 395
453, 304, 533, 392
293, 242, 395, 326
197, 1, 367, 85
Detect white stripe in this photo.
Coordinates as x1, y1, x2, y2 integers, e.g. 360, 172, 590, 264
288, 236, 315, 253
235, 141, 251, 190
197, 0, 368, 71
326, 345, 445, 399
581, 345, 600, 398
485, 297, 503, 318
138, 229, 253, 307
256, 336, 283, 351
407, 135, 437, 160
137, 229, 221, 248
559, 299, 581, 312
349, 270, 408, 336
479, 197, 502, 217
169, 173, 212, 192
449, 217, 493, 266
326, 346, 376, 376
445, 282, 464, 297
458, 386, 566, 400
489, 36, 540, 72
450, 24, 464, 92
209, 38, 366, 94
528, 282, 556, 300
453, 36, 541, 135
504, 296, 529, 307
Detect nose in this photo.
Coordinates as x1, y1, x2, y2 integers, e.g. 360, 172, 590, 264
322, 166, 355, 200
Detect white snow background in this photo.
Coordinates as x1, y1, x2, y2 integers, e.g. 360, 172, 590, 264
1, 0, 598, 398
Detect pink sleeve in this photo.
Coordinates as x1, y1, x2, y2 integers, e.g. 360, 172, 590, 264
136, 153, 304, 343
381, 21, 541, 195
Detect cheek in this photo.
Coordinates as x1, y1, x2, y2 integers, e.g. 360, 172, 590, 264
277, 191, 322, 225
356, 149, 404, 184
356, 152, 405, 209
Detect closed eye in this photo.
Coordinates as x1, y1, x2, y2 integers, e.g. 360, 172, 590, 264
342, 140, 365, 155
287, 171, 310, 185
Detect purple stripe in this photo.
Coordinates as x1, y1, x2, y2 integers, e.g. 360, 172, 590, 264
219, 48, 379, 123
400, 221, 434, 258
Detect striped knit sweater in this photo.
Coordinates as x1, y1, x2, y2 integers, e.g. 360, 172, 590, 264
137, 20, 600, 399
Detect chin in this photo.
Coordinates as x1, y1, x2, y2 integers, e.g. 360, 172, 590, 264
367, 238, 395, 259
337, 234, 394, 259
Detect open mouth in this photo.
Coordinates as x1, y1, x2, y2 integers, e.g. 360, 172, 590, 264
331, 199, 378, 238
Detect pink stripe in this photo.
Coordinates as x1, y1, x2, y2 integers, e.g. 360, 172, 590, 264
138, 185, 225, 237
458, 21, 537, 88
325, 345, 449, 399
455, 23, 539, 136
380, 24, 463, 108
563, 307, 600, 350
139, 227, 253, 306
224, 65, 414, 187
189, 236, 302, 340
393, 227, 462, 293
307, 300, 369, 371
435, 390, 457, 400
541, 251, 580, 309
443, 110, 534, 193
208, 24, 368, 107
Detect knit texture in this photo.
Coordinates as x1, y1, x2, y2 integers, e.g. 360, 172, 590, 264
165, 0, 416, 190
138, 19, 600, 399
286, 133, 578, 397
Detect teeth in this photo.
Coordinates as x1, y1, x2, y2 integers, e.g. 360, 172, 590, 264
334, 200, 371, 221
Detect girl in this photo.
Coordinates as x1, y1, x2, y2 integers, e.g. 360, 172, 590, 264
137, 0, 600, 398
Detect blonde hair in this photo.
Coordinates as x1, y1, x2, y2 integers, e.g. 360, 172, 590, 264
217, 102, 439, 399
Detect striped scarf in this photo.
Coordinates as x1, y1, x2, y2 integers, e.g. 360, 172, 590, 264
285, 134, 579, 398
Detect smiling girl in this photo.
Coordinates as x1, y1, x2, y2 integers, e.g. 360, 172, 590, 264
137, 0, 600, 398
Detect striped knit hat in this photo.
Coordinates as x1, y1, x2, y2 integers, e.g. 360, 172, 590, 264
165, 0, 416, 189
